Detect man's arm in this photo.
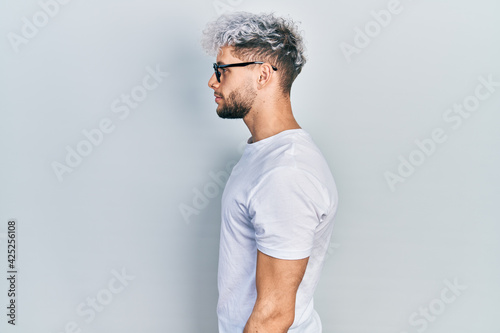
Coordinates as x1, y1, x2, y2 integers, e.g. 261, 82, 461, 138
243, 250, 309, 333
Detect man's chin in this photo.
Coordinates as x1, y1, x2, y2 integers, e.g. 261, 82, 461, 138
216, 107, 244, 119
217, 111, 240, 119
216, 106, 227, 118
215, 98, 252, 119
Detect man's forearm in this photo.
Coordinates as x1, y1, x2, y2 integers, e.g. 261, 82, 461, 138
243, 301, 294, 333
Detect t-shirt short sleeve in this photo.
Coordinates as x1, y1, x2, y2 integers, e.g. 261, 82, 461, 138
248, 166, 329, 260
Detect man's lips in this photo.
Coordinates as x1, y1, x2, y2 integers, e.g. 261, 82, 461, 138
214, 94, 223, 103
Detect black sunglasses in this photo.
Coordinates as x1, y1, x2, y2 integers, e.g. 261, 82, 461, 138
213, 62, 278, 83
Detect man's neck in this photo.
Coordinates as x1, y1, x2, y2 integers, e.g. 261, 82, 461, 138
243, 98, 301, 144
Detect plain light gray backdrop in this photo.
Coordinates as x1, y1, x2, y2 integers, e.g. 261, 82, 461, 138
1, 0, 499, 332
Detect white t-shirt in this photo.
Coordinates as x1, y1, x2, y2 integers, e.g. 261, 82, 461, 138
217, 128, 338, 332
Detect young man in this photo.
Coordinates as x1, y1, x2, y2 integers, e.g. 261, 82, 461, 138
202, 12, 339, 333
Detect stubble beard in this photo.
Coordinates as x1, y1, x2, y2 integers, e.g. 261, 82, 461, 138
216, 84, 257, 119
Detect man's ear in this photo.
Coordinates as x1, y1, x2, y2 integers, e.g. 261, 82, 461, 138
256, 63, 275, 89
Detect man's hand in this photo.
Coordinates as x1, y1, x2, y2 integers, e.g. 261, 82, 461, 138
243, 250, 309, 333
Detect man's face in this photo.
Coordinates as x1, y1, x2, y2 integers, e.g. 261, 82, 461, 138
208, 46, 257, 119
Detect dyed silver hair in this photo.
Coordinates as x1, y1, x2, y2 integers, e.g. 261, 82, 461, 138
201, 11, 307, 94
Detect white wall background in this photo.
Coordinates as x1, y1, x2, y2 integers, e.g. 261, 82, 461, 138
1, 0, 499, 332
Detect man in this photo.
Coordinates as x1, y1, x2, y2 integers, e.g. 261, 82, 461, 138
202, 12, 339, 332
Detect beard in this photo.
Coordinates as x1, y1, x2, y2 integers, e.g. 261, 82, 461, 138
216, 83, 257, 119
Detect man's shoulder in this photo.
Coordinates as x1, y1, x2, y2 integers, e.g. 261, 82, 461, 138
253, 135, 328, 178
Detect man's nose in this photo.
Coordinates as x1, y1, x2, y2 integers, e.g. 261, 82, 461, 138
208, 73, 219, 89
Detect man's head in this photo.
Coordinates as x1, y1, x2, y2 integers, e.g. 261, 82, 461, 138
202, 12, 306, 119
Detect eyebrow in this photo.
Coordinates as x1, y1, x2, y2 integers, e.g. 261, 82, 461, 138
216, 61, 227, 65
